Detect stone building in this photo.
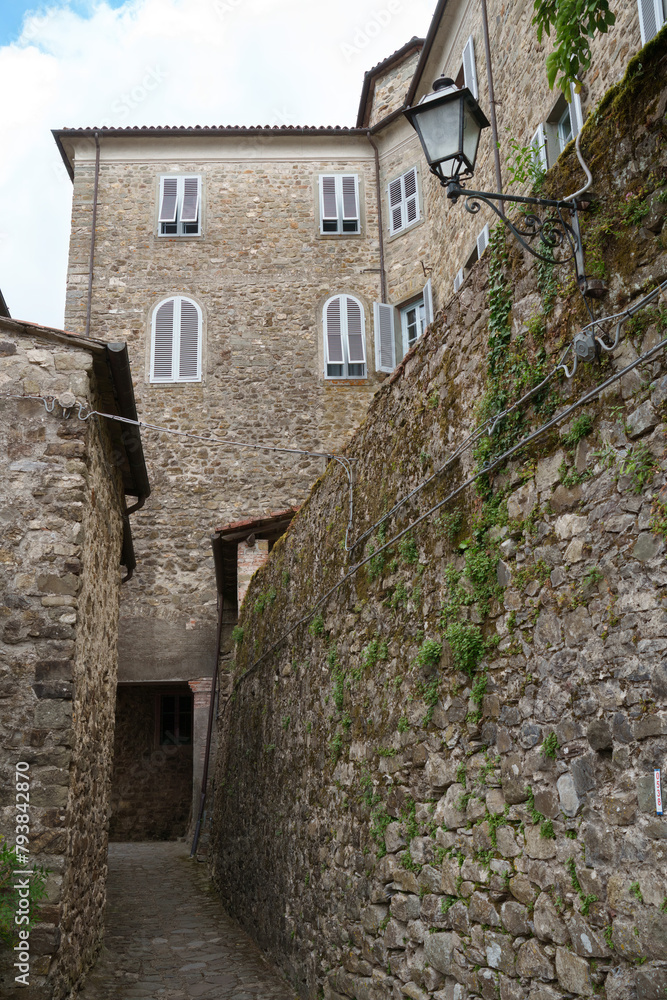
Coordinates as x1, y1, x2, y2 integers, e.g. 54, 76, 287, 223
51, 0, 661, 848
0, 315, 148, 998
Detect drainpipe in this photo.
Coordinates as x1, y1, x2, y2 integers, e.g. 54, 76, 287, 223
480, 0, 503, 213
190, 535, 224, 857
84, 131, 101, 338
367, 130, 387, 302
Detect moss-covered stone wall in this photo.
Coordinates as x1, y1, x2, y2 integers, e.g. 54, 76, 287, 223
210, 35, 667, 1000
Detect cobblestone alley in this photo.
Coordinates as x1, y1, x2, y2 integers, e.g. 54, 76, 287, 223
77, 843, 297, 1000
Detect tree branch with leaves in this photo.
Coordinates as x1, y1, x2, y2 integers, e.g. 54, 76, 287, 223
532, 0, 617, 96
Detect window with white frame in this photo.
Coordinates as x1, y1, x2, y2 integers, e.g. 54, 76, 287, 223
158, 175, 201, 236
319, 175, 360, 234
638, 0, 666, 43
323, 295, 366, 378
453, 225, 489, 292
532, 86, 584, 171
388, 167, 420, 235
150, 296, 202, 383
374, 279, 433, 373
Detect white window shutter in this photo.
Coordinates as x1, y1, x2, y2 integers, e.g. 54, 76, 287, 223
389, 178, 403, 233
476, 224, 490, 260
152, 299, 175, 380
454, 268, 465, 293
638, 0, 665, 43
373, 302, 395, 373
159, 178, 179, 223
404, 168, 419, 225
178, 299, 200, 380
423, 278, 434, 326
341, 175, 359, 221
570, 85, 584, 136
462, 35, 478, 100
346, 297, 366, 364
531, 124, 549, 171
320, 176, 338, 224
180, 176, 200, 224
325, 297, 344, 364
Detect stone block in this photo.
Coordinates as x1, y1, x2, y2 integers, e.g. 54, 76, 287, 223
566, 913, 611, 958
468, 892, 500, 926
533, 892, 569, 944
636, 967, 667, 1000
586, 719, 612, 751
633, 532, 663, 562
516, 939, 555, 980
423, 932, 454, 975
485, 930, 515, 975
441, 784, 466, 829
571, 754, 596, 795
557, 773, 580, 817
425, 755, 457, 790
535, 452, 564, 492
361, 905, 389, 934
384, 918, 408, 950
501, 755, 528, 804
509, 875, 536, 905
555, 947, 593, 996
500, 900, 530, 936
391, 893, 420, 923
627, 401, 658, 438
603, 792, 637, 826
33, 701, 72, 730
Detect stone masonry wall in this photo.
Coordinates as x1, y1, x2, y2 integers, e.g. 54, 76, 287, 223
63, 138, 385, 684
0, 323, 124, 999
210, 43, 667, 1000
368, 48, 422, 128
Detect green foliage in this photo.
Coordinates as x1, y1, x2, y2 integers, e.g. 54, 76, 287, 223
397, 716, 410, 733
377, 747, 398, 757
441, 895, 457, 913
537, 254, 557, 314
630, 881, 644, 903
402, 797, 420, 843
281, 570, 290, 586
502, 128, 546, 190
267, 585, 277, 604
0, 838, 49, 944
444, 622, 485, 677
603, 924, 614, 949
330, 731, 343, 765
471, 671, 487, 710
561, 413, 593, 447
541, 731, 560, 759
399, 535, 419, 565
417, 678, 440, 726
254, 593, 267, 614
281, 715, 290, 730
362, 636, 389, 669
413, 639, 443, 671
370, 803, 392, 857
231, 625, 244, 645
532, 0, 616, 95
580, 893, 598, 916
309, 613, 325, 637
650, 497, 667, 540
617, 442, 658, 494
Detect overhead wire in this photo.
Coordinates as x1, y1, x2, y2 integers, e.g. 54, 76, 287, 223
226, 327, 667, 697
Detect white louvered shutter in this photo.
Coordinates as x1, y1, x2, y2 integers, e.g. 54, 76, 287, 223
404, 168, 419, 226
326, 297, 344, 365
531, 124, 549, 171
423, 279, 434, 326
152, 299, 175, 380
320, 176, 338, 227
389, 178, 403, 234
373, 302, 395, 373
178, 299, 200, 380
569, 85, 584, 136
454, 268, 465, 293
159, 178, 179, 223
180, 177, 200, 224
341, 175, 359, 222
462, 36, 478, 99
638, 0, 665, 43
476, 224, 490, 260
346, 297, 366, 365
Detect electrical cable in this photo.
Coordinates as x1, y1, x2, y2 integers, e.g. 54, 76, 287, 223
226, 330, 667, 697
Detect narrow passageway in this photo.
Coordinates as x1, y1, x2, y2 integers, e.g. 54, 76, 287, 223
77, 843, 296, 1000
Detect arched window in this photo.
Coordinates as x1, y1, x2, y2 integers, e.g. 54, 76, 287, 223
150, 296, 202, 383
323, 295, 366, 379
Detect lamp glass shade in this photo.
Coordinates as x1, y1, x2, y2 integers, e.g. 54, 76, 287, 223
405, 84, 490, 182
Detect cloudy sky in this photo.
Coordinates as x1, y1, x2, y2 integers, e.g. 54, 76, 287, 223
0, 0, 435, 328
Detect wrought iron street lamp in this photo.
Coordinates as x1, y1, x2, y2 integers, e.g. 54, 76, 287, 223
404, 78, 598, 293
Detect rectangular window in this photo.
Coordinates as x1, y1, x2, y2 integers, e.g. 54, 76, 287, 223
388, 167, 420, 235
158, 175, 201, 236
400, 298, 426, 355
324, 295, 366, 378
159, 693, 193, 745
638, 0, 666, 43
319, 175, 360, 234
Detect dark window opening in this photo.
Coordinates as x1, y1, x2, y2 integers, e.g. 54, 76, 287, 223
159, 693, 193, 745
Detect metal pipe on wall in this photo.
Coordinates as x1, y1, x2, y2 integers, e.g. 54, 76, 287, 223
480, 0, 504, 212
367, 130, 387, 303
84, 131, 101, 338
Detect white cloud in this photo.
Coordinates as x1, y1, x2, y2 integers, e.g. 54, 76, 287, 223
0, 0, 434, 327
